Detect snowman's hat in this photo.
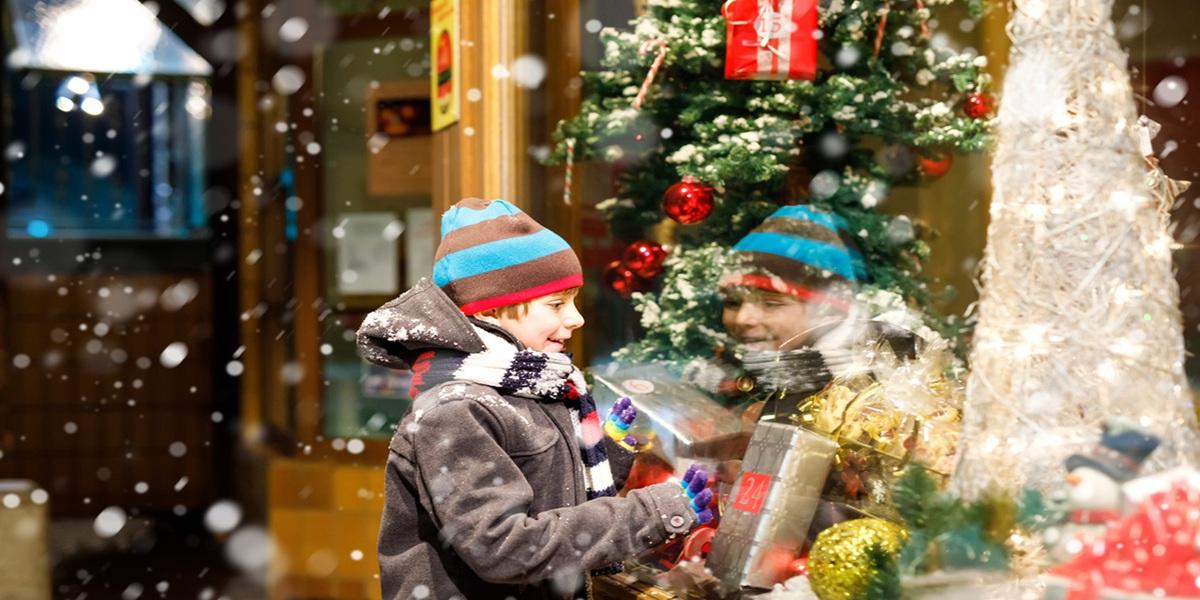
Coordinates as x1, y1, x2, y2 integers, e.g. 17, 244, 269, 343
1065, 418, 1161, 482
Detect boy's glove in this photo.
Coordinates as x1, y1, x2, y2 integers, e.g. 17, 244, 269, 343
680, 465, 714, 525
604, 397, 639, 451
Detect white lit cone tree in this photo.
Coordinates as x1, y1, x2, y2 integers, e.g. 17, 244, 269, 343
952, 0, 1200, 497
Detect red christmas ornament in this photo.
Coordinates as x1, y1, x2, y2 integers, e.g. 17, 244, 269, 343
662, 176, 714, 224
917, 152, 953, 178
604, 260, 646, 296
621, 240, 668, 279
963, 93, 993, 119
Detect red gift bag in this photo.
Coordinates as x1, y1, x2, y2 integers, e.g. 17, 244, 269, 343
723, 0, 819, 81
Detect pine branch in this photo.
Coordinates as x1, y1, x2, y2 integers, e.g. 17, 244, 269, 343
862, 543, 903, 600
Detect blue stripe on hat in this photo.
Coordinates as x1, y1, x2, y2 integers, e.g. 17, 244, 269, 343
440, 199, 523, 238
770, 205, 849, 232
433, 228, 572, 286
734, 232, 864, 281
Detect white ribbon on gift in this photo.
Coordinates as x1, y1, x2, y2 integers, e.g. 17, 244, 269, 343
724, 0, 791, 66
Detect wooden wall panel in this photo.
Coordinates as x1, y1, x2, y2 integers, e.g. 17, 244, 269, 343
0, 274, 217, 516
268, 457, 384, 600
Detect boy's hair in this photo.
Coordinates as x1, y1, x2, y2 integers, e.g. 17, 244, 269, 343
479, 287, 580, 320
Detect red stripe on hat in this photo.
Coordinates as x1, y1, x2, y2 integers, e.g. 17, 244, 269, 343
723, 274, 850, 312
458, 273, 584, 316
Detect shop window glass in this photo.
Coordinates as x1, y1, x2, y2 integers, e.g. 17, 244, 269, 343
314, 36, 432, 439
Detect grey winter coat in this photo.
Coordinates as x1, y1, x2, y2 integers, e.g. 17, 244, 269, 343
357, 279, 701, 600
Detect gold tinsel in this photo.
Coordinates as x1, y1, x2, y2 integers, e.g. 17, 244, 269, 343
807, 518, 908, 600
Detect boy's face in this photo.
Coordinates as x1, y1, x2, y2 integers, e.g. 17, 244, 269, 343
484, 290, 585, 353
721, 287, 818, 351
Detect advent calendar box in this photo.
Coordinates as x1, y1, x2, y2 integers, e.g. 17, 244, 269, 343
705, 421, 837, 590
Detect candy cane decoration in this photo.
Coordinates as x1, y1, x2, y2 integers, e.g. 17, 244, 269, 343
915, 0, 930, 39
632, 38, 668, 110
563, 137, 576, 206
873, 0, 891, 58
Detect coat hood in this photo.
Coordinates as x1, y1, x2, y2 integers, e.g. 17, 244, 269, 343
356, 278, 489, 369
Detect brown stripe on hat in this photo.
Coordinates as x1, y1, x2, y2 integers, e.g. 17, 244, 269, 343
435, 212, 545, 261
441, 248, 583, 309
723, 251, 851, 289
752, 217, 847, 246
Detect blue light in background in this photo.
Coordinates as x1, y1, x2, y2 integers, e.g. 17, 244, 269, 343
281, 166, 298, 241
26, 219, 51, 238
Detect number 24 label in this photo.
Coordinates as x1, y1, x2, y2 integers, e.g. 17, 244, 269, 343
732, 472, 772, 513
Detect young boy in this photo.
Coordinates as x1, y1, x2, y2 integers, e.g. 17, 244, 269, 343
357, 198, 712, 599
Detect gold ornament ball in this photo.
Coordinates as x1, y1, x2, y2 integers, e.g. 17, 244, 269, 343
808, 518, 908, 600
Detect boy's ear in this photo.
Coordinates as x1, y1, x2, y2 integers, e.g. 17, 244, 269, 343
472, 309, 502, 326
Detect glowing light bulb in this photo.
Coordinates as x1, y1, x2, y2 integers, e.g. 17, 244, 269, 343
80, 96, 104, 116
66, 76, 91, 95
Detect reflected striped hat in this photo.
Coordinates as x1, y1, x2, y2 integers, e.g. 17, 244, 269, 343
434, 198, 582, 315
721, 205, 866, 309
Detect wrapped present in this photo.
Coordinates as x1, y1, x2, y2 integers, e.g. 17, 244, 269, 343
787, 341, 964, 521
723, 0, 819, 81
706, 421, 838, 590
593, 363, 754, 464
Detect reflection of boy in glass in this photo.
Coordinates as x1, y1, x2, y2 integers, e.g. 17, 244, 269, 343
721, 204, 865, 342
687, 205, 873, 423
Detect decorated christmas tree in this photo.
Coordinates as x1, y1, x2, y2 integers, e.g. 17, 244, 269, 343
552, 0, 992, 364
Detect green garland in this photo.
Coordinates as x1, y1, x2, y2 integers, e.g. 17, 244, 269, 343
884, 466, 1061, 583
551, 0, 993, 365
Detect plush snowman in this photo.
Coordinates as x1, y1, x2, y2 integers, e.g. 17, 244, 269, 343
1047, 418, 1161, 563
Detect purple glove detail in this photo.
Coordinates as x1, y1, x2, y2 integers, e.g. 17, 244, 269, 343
605, 398, 639, 449
681, 470, 714, 524
681, 464, 699, 486
692, 488, 714, 525
682, 466, 708, 501
607, 397, 637, 430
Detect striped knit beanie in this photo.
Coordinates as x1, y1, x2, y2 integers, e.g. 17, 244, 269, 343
434, 198, 583, 315
721, 205, 867, 310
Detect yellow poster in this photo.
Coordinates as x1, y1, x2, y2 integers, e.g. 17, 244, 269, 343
430, 0, 460, 131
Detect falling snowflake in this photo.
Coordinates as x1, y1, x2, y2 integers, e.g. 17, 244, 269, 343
94, 506, 128, 538
271, 66, 306, 96
160, 280, 199, 312
90, 155, 117, 178
159, 342, 188, 368
225, 526, 272, 573
1153, 76, 1188, 108
512, 55, 547, 89
279, 16, 309, 42
205, 500, 242, 534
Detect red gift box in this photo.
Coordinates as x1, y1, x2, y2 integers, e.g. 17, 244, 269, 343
723, 0, 818, 80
